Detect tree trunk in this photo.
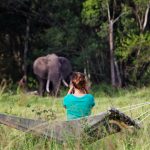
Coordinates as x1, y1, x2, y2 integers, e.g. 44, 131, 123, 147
114, 58, 122, 87
109, 20, 116, 86
82, 46, 91, 80
23, 17, 30, 90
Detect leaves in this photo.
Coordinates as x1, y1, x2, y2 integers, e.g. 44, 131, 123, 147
116, 33, 150, 61
82, 0, 102, 27
0, 0, 150, 86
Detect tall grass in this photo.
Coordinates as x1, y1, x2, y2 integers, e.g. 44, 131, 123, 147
0, 85, 149, 150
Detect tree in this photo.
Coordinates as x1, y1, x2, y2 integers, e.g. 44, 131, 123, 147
82, 0, 124, 87
126, 0, 150, 33
115, 0, 150, 85
0, 0, 51, 84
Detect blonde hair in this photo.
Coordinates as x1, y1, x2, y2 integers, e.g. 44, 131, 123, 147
71, 72, 89, 94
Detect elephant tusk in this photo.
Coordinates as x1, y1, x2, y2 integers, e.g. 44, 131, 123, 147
62, 79, 69, 87
46, 79, 50, 93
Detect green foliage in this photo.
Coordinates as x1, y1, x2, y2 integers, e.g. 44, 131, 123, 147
96, 22, 108, 38
116, 33, 150, 60
82, 0, 101, 26
116, 33, 150, 84
31, 107, 57, 120
0, 0, 150, 86
131, 0, 150, 12
43, 27, 65, 48
27, 77, 37, 90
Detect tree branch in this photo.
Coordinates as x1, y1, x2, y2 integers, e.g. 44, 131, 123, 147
107, 2, 111, 21
143, 3, 150, 31
113, 12, 126, 24
132, 8, 143, 31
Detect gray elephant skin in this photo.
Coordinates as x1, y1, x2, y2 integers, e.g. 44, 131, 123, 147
33, 54, 72, 96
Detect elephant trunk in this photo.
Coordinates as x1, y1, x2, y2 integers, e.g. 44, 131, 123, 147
46, 79, 50, 93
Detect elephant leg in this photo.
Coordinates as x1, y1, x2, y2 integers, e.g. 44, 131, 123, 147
52, 79, 61, 97
38, 77, 46, 96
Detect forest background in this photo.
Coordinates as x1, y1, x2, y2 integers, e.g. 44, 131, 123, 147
0, 0, 150, 89
0, 1, 150, 149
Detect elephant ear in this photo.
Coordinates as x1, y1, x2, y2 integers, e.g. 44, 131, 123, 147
59, 57, 64, 64
59, 57, 72, 76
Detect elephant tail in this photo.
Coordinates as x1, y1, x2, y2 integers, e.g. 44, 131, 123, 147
46, 79, 50, 93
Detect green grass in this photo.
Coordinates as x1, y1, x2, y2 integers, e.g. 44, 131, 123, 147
0, 85, 149, 150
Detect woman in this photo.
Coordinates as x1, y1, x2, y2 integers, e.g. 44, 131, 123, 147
63, 72, 95, 120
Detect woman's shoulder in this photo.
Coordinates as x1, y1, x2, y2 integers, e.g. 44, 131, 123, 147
64, 94, 73, 99
86, 94, 95, 106
64, 94, 94, 99
86, 93, 94, 98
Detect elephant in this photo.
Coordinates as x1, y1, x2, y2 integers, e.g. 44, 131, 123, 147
33, 54, 72, 96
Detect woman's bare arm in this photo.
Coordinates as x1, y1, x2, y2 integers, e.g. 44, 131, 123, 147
67, 84, 74, 94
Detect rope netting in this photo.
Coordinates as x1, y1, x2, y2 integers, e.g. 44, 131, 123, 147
117, 102, 150, 123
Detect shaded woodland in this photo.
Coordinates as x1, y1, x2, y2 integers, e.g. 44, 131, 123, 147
0, 0, 150, 88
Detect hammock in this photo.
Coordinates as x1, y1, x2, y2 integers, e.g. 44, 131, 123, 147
0, 108, 140, 144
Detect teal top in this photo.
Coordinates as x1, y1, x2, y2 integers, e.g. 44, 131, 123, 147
63, 94, 95, 120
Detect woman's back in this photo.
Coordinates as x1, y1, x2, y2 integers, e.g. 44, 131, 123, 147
63, 94, 95, 120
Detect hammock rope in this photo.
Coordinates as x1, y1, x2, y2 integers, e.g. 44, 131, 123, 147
123, 104, 149, 113
116, 102, 150, 123
118, 102, 150, 111
135, 109, 150, 120
139, 113, 150, 123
